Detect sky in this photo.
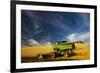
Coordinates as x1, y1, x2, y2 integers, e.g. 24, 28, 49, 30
21, 10, 90, 47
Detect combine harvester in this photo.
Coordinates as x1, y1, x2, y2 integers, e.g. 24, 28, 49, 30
53, 41, 75, 57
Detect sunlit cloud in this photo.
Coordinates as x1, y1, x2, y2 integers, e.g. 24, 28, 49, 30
28, 39, 40, 46
27, 39, 51, 46
66, 32, 90, 43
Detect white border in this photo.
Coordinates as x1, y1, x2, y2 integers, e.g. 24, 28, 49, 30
16, 4, 94, 69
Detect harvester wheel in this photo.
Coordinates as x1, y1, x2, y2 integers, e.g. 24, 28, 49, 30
64, 54, 68, 58
49, 52, 55, 58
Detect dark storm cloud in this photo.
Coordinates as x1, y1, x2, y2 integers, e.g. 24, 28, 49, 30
21, 10, 90, 47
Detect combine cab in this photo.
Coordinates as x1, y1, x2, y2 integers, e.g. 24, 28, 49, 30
53, 41, 75, 57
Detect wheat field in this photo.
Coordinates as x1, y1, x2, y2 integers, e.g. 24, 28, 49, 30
68, 43, 90, 60
21, 45, 54, 57
21, 43, 90, 62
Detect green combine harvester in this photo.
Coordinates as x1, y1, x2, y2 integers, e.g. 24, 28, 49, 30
53, 41, 75, 57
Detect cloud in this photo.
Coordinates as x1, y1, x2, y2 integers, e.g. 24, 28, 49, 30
27, 39, 51, 46
33, 21, 40, 30
66, 32, 90, 43
40, 42, 51, 46
28, 39, 40, 46
33, 29, 43, 35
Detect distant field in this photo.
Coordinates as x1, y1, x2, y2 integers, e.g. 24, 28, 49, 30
68, 43, 90, 60
21, 43, 90, 63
